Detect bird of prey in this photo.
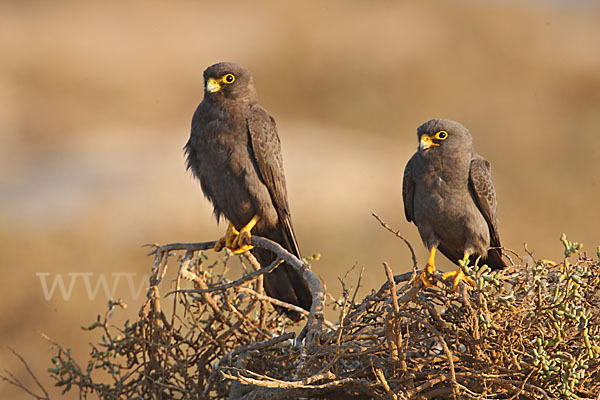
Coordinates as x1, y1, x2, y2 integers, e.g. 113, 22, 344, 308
402, 119, 507, 290
184, 62, 312, 318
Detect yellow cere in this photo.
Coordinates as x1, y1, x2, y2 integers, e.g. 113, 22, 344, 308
206, 78, 221, 93
419, 134, 439, 150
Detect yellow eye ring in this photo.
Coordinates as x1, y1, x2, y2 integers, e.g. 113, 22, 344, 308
223, 73, 235, 84
435, 130, 448, 140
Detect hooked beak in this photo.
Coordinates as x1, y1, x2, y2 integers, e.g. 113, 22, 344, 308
206, 78, 221, 93
419, 134, 438, 151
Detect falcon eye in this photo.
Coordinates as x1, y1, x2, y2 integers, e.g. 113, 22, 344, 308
223, 73, 235, 84
436, 130, 448, 140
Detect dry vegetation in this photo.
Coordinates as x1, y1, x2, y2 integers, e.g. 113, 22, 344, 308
4, 219, 599, 399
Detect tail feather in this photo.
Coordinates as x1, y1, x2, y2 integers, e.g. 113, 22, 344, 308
438, 243, 508, 271
252, 225, 312, 320
484, 247, 508, 270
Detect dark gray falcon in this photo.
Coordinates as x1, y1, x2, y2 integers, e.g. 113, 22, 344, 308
184, 62, 312, 317
402, 119, 507, 289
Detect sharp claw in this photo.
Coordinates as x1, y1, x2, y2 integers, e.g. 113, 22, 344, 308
420, 271, 436, 287
231, 243, 253, 254
214, 237, 226, 252
220, 218, 258, 255
442, 269, 475, 292
238, 230, 252, 246
229, 229, 252, 253
231, 232, 253, 253
418, 263, 437, 288
225, 224, 239, 248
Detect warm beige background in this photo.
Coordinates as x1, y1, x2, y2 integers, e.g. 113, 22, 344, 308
1, 0, 599, 398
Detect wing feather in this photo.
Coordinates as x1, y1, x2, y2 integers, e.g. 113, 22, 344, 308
402, 157, 416, 223
469, 155, 506, 269
247, 105, 300, 257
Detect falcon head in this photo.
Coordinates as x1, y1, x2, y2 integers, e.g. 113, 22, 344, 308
203, 62, 258, 104
417, 118, 473, 154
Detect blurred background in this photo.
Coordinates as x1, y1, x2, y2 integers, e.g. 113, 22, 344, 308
1, 0, 599, 397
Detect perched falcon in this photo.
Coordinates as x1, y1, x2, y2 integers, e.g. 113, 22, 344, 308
184, 62, 312, 318
402, 119, 507, 289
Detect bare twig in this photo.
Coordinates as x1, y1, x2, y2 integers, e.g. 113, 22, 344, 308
7, 234, 597, 400
1, 348, 49, 400
372, 212, 418, 270
165, 258, 283, 296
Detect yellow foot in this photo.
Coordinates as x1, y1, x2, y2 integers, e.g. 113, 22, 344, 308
441, 268, 475, 292
419, 263, 437, 288
230, 233, 253, 254
417, 246, 438, 288
213, 223, 238, 252
214, 216, 260, 254
225, 224, 240, 248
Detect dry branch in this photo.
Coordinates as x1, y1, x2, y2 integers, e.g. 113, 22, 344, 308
4, 230, 600, 400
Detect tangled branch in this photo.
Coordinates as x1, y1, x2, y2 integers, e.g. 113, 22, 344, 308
3, 228, 599, 399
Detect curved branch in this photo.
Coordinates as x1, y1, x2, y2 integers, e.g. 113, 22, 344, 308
150, 236, 325, 338
251, 236, 325, 338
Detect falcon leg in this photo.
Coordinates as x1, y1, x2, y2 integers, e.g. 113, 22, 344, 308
442, 252, 476, 291
419, 246, 438, 287
231, 215, 260, 254
214, 223, 239, 252
214, 217, 260, 254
